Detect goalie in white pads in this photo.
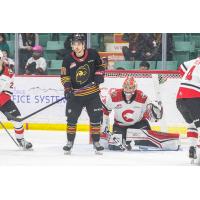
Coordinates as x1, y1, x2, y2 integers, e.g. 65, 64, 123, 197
101, 77, 180, 151
0, 50, 32, 150
177, 57, 200, 162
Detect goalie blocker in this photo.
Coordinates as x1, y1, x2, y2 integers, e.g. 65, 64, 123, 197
100, 129, 180, 151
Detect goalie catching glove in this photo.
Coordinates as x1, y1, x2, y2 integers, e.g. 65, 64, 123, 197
146, 101, 163, 122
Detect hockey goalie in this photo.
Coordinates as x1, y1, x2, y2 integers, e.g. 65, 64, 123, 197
100, 76, 180, 151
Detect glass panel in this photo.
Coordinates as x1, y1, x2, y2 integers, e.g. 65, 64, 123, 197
93, 33, 164, 70
18, 33, 40, 75
3, 33, 200, 75
171, 33, 200, 70
0, 33, 15, 71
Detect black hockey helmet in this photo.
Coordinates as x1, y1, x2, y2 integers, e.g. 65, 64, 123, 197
71, 33, 86, 43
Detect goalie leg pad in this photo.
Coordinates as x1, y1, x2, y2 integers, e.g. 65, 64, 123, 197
127, 129, 180, 151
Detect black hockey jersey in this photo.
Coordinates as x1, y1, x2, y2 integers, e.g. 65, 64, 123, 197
61, 49, 105, 96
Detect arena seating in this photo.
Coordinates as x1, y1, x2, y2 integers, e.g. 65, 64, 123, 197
6, 33, 200, 74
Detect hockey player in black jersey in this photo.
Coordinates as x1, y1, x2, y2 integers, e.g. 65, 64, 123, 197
61, 33, 105, 154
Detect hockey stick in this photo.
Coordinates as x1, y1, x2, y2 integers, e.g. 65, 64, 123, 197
152, 74, 167, 132
5, 97, 66, 122
105, 129, 126, 151
4, 82, 97, 122
0, 120, 19, 147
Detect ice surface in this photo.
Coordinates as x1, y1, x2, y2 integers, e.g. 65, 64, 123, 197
0, 130, 198, 166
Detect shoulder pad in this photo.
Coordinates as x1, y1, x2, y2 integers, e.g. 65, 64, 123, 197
110, 89, 123, 102
135, 90, 148, 103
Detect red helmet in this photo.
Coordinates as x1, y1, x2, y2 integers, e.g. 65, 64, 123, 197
123, 77, 137, 93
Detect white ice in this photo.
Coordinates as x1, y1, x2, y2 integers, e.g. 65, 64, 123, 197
0, 130, 199, 166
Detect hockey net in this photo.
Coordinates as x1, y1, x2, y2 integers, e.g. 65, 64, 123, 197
104, 69, 180, 81
99, 69, 182, 133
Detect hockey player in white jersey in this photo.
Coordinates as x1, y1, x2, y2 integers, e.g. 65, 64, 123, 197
101, 76, 180, 151
177, 57, 200, 162
0, 50, 32, 150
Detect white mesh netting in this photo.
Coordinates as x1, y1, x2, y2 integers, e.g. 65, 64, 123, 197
102, 70, 184, 130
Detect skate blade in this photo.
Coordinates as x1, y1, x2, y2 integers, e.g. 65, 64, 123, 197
95, 150, 103, 155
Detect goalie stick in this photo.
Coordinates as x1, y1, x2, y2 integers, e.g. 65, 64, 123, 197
152, 73, 167, 132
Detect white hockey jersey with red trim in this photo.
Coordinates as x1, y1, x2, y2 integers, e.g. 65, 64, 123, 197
0, 65, 14, 106
103, 89, 151, 126
177, 57, 200, 99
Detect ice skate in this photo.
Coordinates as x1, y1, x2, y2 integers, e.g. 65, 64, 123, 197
63, 141, 73, 155
189, 146, 197, 164
93, 141, 104, 155
17, 138, 33, 150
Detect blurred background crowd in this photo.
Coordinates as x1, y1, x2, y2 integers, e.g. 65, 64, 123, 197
1, 33, 199, 75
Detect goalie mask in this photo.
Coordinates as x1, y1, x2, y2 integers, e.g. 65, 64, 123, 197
123, 77, 137, 101
147, 101, 163, 122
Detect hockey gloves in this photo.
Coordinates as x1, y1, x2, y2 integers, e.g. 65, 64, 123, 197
94, 70, 104, 85
64, 88, 72, 101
